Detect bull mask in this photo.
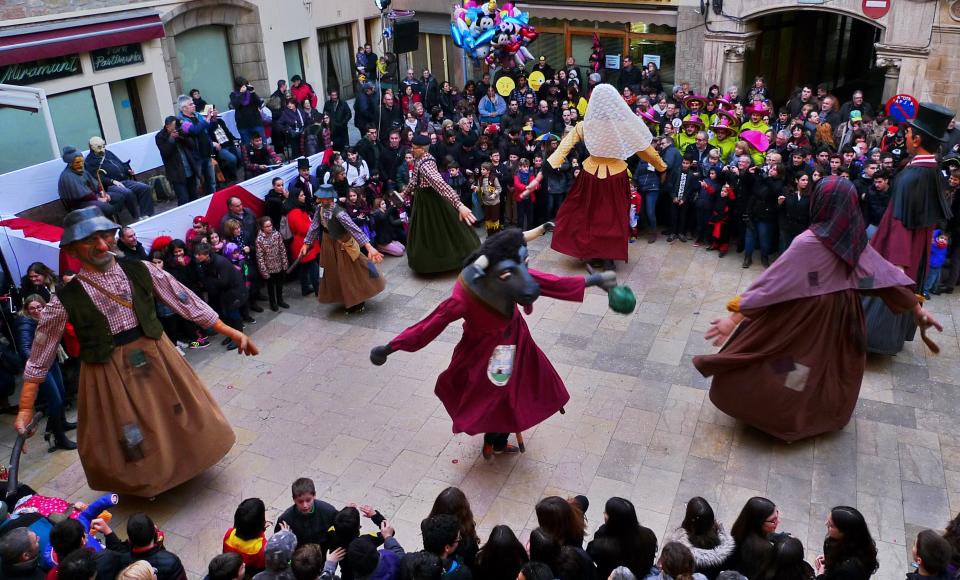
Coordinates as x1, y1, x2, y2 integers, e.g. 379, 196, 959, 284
462, 244, 541, 319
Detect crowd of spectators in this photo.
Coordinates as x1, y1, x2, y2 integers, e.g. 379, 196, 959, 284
5, 476, 960, 580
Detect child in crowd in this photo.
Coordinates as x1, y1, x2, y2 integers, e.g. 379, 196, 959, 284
326, 505, 388, 580
443, 161, 471, 210
668, 152, 699, 243
513, 158, 541, 231
255, 217, 290, 311
925, 229, 949, 299
345, 188, 373, 241
223, 498, 268, 577
209, 231, 225, 254
708, 183, 736, 256
629, 182, 642, 242
695, 167, 722, 247
275, 477, 338, 551
908, 529, 954, 580
476, 162, 502, 236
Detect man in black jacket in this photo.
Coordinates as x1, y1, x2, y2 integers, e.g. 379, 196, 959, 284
0, 528, 45, 580
379, 92, 404, 144
354, 82, 378, 133
379, 130, 407, 193
117, 227, 148, 261
323, 89, 352, 152
155, 116, 199, 206
618, 56, 643, 93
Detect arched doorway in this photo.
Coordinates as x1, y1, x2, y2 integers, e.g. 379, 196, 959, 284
743, 10, 884, 107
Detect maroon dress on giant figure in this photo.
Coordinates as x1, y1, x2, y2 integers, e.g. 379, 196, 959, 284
389, 270, 584, 435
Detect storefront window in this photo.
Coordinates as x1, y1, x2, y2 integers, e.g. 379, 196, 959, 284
109, 79, 140, 141
0, 88, 103, 174
535, 32, 564, 74
629, 38, 675, 87
176, 26, 234, 104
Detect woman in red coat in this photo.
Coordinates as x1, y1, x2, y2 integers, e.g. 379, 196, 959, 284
370, 225, 619, 458
286, 190, 321, 296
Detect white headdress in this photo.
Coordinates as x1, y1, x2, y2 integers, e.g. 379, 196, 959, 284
583, 84, 654, 159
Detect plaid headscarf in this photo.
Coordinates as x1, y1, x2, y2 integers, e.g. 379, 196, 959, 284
809, 176, 867, 268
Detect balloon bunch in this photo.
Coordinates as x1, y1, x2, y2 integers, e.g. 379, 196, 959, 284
450, 0, 538, 68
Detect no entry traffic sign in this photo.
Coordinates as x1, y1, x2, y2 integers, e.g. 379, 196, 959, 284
886, 94, 919, 122
862, 0, 890, 19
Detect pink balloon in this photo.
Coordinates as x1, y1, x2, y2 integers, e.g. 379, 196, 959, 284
464, 0, 478, 7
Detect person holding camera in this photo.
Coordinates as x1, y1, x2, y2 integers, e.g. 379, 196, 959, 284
176, 95, 217, 197
155, 115, 200, 206
229, 77, 264, 145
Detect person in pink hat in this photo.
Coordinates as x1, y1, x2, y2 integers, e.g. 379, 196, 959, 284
741, 102, 770, 135
741, 130, 770, 167
710, 113, 740, 162
674, 114, 705, 154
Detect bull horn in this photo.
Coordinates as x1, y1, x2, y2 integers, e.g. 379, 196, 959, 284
523, 223, 549, 242
472, 255, 489, 272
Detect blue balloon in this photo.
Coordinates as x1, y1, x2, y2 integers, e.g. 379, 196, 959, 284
450, 22, 464, 47
514, 12, 529, 25
475, 28, 496, 47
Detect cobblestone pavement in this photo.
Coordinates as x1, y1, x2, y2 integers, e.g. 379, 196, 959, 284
3, 234, 959, 579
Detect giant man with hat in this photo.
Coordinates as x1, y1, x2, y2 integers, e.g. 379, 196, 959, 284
397, 134, 481, 274
14, 207, 259, 497
865, 102, 955, 355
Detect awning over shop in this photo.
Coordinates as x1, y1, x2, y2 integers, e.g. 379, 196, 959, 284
517, 2, 677, 27
0, 9, 164, 67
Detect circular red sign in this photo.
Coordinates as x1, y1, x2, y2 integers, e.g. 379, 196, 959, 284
862, 0, 890, 19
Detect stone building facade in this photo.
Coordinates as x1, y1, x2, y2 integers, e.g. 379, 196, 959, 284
677, 0, 960, 111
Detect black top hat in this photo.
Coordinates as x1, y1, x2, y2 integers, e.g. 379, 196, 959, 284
297, 157, 311, 170
60, 207, 119, 247
910, 102, 955, 142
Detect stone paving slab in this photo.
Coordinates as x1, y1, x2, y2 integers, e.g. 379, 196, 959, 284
3, 234, 958, 579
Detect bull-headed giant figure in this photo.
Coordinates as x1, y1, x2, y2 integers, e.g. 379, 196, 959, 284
370, 223, 624, 458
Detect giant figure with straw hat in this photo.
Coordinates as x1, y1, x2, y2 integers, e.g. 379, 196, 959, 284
547, 84, 666, 270
369, 225, 636, 459
14, 207, 258, 497
865, 102, 955, 355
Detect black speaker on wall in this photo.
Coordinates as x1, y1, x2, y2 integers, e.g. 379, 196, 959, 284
393, 20, 419, 54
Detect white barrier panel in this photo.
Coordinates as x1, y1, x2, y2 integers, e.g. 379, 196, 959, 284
0, 110, 239, 216
132, 151, 321, 252
0, 151, 323, 282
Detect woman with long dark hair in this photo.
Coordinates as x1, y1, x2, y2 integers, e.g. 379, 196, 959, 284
755, 536, 815, 580
14, 294, 75, 452
587, 497, 657, 578
428, 487, 480, 568
474, 525, 528, 580
528, 527, 561, 575
20, 262, 59, 303
777, 171, 812, 252
729, 497, 780, 579
663, 497, 735, 579
536, 496, 586, 548
814, 506, 878, 580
